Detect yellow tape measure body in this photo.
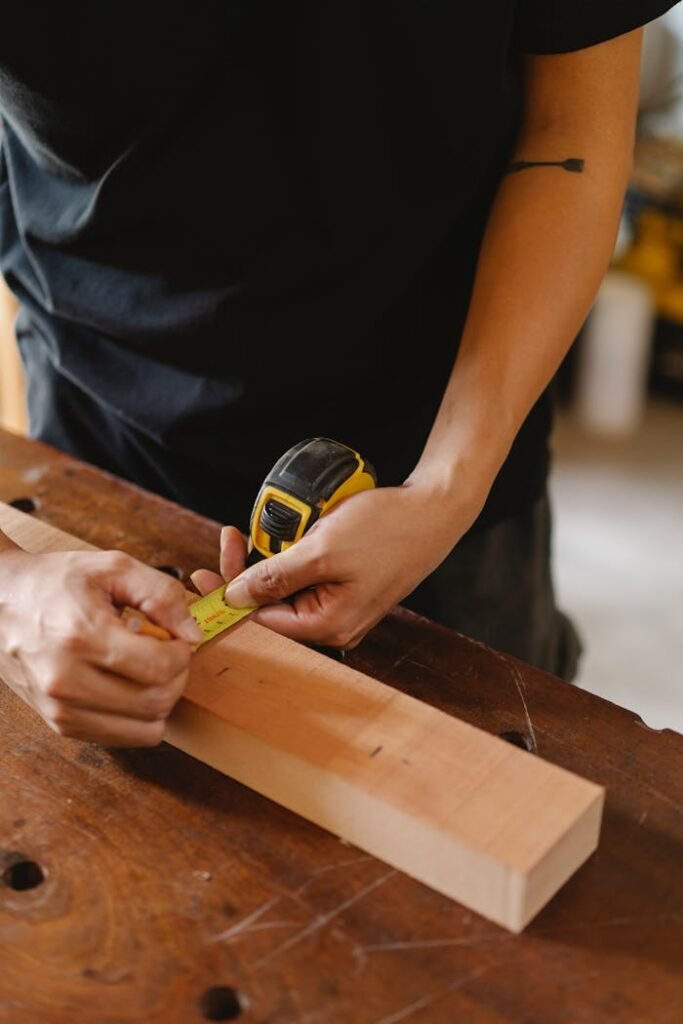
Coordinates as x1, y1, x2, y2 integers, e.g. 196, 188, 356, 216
189, 585, 255, 646
125, 438, 373, 647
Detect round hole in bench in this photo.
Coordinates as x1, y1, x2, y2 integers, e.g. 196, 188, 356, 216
3, 859, 45, 891
9, 496, 39, 514
198, 985, 244, 1021
156, 564, 184, 581
499, 730, 533, 752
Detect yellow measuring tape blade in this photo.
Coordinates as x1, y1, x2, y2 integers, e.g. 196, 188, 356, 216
189, 585, 256, 646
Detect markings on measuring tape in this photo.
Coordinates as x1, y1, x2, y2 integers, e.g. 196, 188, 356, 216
189, 584, 255, 646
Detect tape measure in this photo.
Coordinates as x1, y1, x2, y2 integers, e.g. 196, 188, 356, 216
122, 438, 374, 648
122, 586, 254, 648
249, 437, 376, 562
188, 584, 255, 646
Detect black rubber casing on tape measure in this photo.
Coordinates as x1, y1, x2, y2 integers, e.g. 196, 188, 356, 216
248, 438, 377, 562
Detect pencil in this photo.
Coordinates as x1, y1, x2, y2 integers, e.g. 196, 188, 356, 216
120, 606, 172, 641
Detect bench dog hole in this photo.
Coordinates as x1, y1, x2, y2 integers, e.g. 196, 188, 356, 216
156, 564, 184, 581
499, 730, 534, 752
199, 985, 245, 1021
3, 859, 45, 891
9, 496, 39, 514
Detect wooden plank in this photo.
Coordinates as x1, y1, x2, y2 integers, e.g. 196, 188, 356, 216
0, 500, 605, 932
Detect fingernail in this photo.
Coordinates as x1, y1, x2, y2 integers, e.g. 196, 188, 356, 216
224, 574, 250, 608
179, 617, 203, 643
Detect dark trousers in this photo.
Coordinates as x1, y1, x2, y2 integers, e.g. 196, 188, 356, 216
404, 493, 582, 682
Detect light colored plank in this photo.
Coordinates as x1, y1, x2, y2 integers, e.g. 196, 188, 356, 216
0, 502, 604, 931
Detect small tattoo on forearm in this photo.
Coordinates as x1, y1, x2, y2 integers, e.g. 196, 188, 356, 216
507, 158, 585, 175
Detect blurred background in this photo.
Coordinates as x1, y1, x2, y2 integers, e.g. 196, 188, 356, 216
0, 12, 681, 732
553, 10, 683, 733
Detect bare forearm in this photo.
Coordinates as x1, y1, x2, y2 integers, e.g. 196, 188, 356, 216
410, 35, 642, 513
412, 130, 630, 501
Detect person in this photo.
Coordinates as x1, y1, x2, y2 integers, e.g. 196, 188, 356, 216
0, 3, 676, 747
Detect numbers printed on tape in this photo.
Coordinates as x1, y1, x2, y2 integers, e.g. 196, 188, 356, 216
189, 585, 256, 646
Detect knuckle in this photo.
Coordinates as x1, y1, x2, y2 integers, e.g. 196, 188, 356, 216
62, 564, 87, 592
103, 550, 134, 574
60, 626, 88, 655
154, 647, 188, 684
258, 560, 289, 600
95, 641, 119, 673
151, 575, 185, 608
142, 687, 175, 721
139, 655, 166, 687
306, 539, 329, 579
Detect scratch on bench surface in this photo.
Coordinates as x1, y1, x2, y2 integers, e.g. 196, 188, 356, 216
541, 726, 683, 817
458, 632, 539, 752
209, 857, 374, 946
498, 652, 538, 753
253, 868, 397, 970
235, 919, 299, 937
208, 895, 281, 943
372, 991, 438, 1024
371, 960, 513, 1024
360, 909, 683, 964
361, 933, 512, 955
510, 661, 538, 753
390, 641, 428, 671
293, 855, 373, 895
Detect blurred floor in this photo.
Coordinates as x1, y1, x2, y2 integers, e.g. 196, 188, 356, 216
550, 398, 683, 733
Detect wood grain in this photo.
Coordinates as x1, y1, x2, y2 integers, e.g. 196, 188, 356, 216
0, 501, 603, 933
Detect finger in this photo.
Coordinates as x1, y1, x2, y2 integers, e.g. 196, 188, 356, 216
41, 661, 188, 721
190, 569, 225, 597
92, 619, 192, 686
252, 586, 361, 649
224, 537, 329, 609
45, 705, 169, 747
220, 526, 248, 582
95, 551, 202, 643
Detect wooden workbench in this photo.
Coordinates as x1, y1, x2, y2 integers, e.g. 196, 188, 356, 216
1, 428, 681, 1024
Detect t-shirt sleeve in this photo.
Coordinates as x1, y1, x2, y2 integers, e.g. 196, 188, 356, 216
515, 1, 680, 55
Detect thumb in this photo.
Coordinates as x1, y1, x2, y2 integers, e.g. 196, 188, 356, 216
224, 538, 325, 609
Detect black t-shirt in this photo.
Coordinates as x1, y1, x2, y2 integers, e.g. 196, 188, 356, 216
0, 2, 675, 531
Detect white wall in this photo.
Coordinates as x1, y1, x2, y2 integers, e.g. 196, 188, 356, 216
640, 10, 683, 135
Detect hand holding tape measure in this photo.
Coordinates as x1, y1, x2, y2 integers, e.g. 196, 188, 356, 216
124, 438, 377, 647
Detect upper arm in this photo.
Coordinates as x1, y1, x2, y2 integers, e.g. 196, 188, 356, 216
519, 30, 644, 147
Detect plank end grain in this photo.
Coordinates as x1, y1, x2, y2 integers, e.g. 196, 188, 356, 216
0, 501, 605, 932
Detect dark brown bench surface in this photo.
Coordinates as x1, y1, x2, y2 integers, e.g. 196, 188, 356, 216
1, 428, 681, 1024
